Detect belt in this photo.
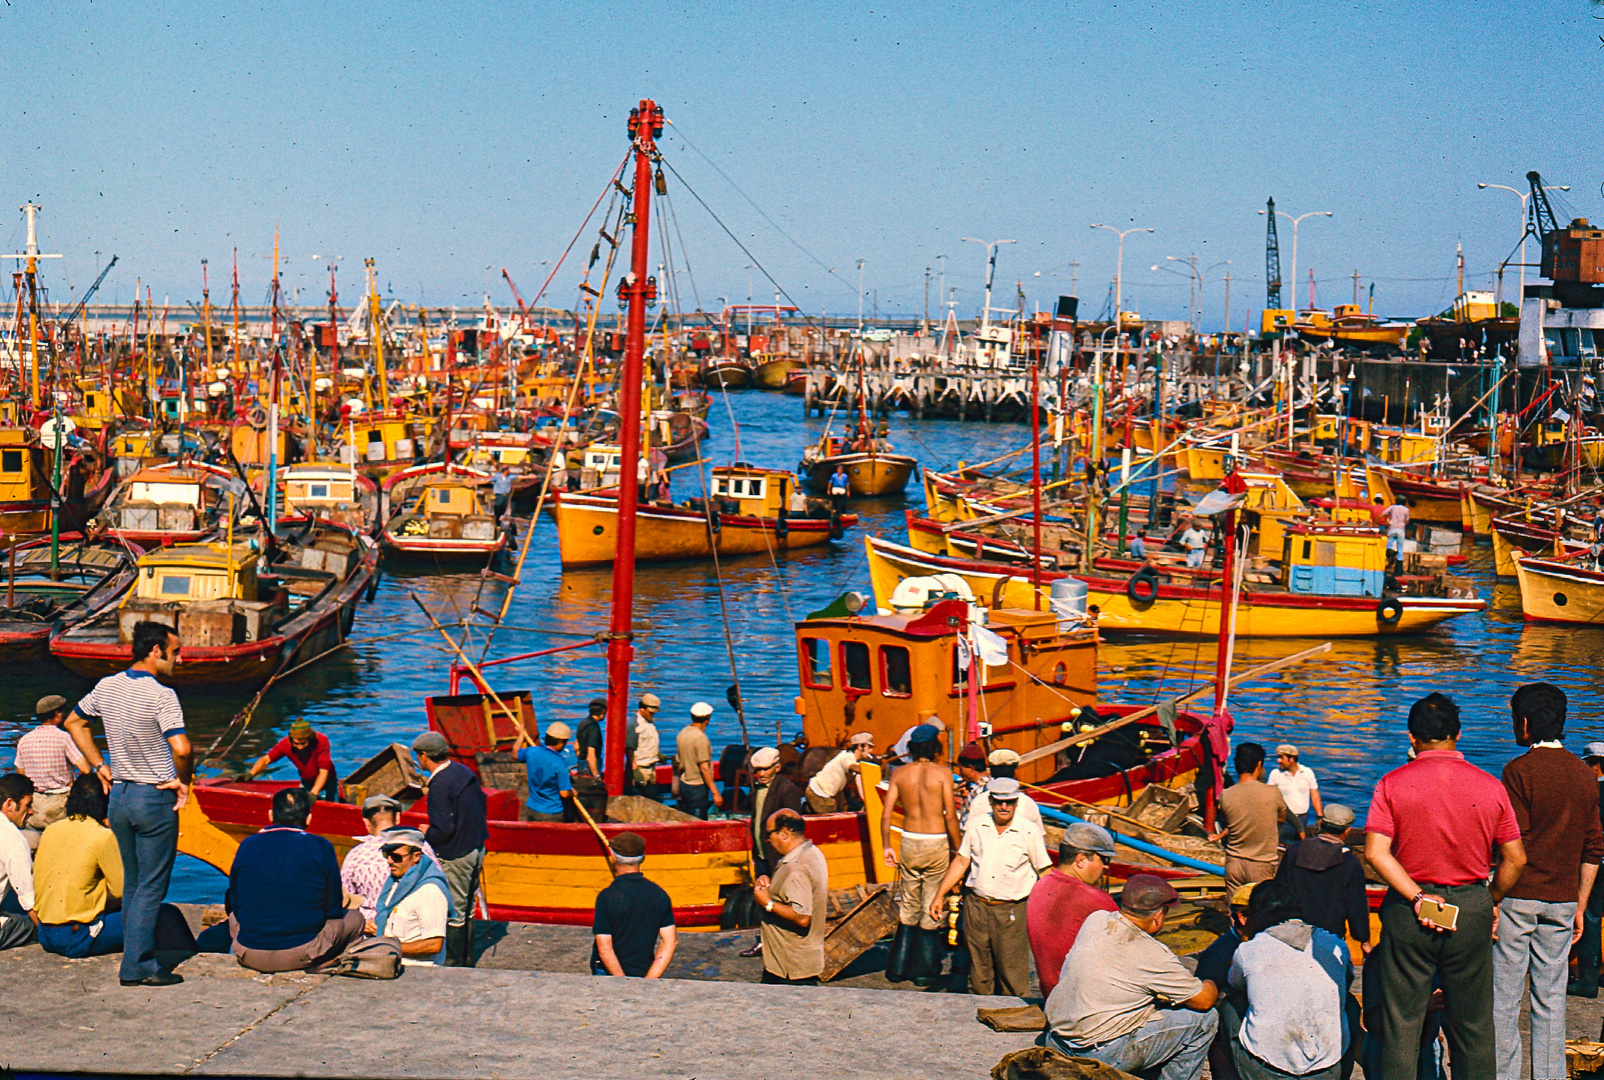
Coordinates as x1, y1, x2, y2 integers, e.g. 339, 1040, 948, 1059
972, 894, 1027, 905
37, 787, 71, 795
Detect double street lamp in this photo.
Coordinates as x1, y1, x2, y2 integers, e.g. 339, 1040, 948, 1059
1090, 224, 1154, 336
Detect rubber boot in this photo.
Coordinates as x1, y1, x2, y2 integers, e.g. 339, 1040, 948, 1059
884, 924, 913, 982
445, 922, 474, 968
909, 928, 942, 987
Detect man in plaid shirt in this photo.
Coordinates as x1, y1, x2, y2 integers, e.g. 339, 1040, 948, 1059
13, 695, 88, 840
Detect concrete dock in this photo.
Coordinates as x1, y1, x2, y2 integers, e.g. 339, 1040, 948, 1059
0, 915, 1038, 1078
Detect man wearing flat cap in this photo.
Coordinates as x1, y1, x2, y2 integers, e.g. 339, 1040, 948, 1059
1048, 873, 1220, 1079
370, 828, 450, 966
13, 694, 89, 838
1272, 803, 1369, 951
804, 732, 876, 815
340, 794, 438, 922
930, 777, 1051, 996
880, 723, 959, 985
412, 730, 487, 967
575, 698, 608, 779
591, 832, 677, 978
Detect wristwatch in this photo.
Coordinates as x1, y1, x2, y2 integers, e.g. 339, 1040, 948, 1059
1410, 891, 1426, 907
764, 900, 776, 913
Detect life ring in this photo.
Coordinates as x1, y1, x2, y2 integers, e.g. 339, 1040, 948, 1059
1126, 566, 1161, 605
246, 405, 269, 432
1376, 595, 1403, 626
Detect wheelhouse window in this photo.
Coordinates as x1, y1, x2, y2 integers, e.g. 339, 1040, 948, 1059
842, 640, 872, 692
1, 450, 22, 473
159, 575, 191, 597
881, 645, 912, 697
801, 637, 833, 689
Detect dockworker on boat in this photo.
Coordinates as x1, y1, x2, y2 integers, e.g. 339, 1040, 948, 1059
244, 719, 338, 802
803, 733, 874, 815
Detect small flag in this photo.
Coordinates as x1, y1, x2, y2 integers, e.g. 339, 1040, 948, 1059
1446, 368, 1459, 376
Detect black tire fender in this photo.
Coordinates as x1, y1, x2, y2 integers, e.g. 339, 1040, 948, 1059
1126, 566, 1161, 606
1376, 595, 1404, 626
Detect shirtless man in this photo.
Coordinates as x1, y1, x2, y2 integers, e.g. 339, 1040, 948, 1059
879, 723, 959, 985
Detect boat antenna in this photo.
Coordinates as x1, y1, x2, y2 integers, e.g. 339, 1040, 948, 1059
601, 98, 665, 798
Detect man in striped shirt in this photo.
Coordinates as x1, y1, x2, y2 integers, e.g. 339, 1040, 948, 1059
64, 621, 192, 988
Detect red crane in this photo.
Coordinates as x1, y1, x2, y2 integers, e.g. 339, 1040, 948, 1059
501, 269, 533, 331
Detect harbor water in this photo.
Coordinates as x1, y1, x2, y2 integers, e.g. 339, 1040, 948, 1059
0, 391, 1593, 903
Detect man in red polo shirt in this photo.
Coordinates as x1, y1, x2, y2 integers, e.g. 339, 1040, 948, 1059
1028, 821, 1119, 999
1365, 692, 1526, 1080
245, 720, 338, 801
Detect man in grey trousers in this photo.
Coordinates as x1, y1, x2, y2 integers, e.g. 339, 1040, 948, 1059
1495, 683, 1604, 1080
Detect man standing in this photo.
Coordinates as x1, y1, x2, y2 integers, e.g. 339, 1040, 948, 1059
517, 721, 574, 823
1181, 517, 1210, 568
1266, 744, 1321, 841
749, 747, 806, 883
491, 464, 513, 520
1383, 496, 1411, 558
0, 773, 38, 950
804, 732, 874, 814
1047, 874, 1220, 1078
675, 702, 721, 819
1273, 804, 1370, 952
1213, 743, 1290, 893
631, 694, 662, 798
412, 731, 488, 968
225, 787, 367, 973
591, 832, 677, 978
244, 719, 337, 801
1027, 822, 1119, 1000
827, 464, 850, 514
1365, 692, 1526, 1080
64, 621, 192, 988
930, 778, 1051, 997
879, 724, 959, 985
575, 699, 607, 778
1571, 741, 1604, 998
1495, 682, 1602, 1080
13, 694, 88, 836
754, 810, 828, 985
340, 795, 437, 921
955, 741, 990, 828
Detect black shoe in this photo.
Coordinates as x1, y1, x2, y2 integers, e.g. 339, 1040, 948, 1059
738, 936, 763, 958
121, 970, 184, 987
1569, 980, 1599, 998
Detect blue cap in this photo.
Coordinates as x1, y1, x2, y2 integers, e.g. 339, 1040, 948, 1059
910, 723, 939, 742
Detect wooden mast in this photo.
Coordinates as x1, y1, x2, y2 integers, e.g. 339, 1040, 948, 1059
602, 98, 664, 798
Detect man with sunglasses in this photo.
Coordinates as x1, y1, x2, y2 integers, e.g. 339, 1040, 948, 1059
1029, 822, 1119, 1000
753, 810, 827, 985
64, 621, 192, 988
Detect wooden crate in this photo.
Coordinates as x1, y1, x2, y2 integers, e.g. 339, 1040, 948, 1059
179, 600, 243, 648
820, 883, 895, 982
118, 601, 178, 643
1126, 784, 1193, 833
343, 743, 425, 810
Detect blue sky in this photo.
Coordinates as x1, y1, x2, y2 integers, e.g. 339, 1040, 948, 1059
1, 0, 1598, 328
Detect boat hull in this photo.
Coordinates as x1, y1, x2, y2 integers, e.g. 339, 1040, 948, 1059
752, 357, 796, 390
1513, 555, 1604, 624
554, 493, 852, 567
380, 532, 509, 563
866, 536, 1484, 638
801, 454, 917, 498
701, 361, 752, 389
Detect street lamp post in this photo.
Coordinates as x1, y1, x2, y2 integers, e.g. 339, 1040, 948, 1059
1090, 224, 1154, 341
1258, 208, 1331, 314
856, 258, 865, 334
1478, 181, 1568, 308
961, 237, 1016, 332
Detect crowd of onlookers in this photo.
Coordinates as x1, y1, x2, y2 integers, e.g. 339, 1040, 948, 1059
3, 619, 1600, 1080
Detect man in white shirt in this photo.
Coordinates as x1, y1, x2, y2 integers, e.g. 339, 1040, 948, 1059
1383, 497, 1411, 558
1180, 519, 1210, 569
930, 778, 1051, 996
369, 828, 449, 966
1266, 743, 1321, 841
967, 749, 1044, 833
804, 733, 874, 815
0, 773, 38, 949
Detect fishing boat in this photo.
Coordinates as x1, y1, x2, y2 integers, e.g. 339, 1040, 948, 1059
343, 405, 433, 482
700, 355, 753, 389
94, 460, 243, 548
1293, 304, 1409, 351
752, 355, 796, 390
0, 427, 111, 548
50, 519, 377, 688
798, 427, 918, 498
867, 519, 1486, 637
1512, 550, 1604, 624
1491, 512, 1591, 577
0, 536, 140, 661
553, 464, 855, 567
379, 461, 508, 563
260, 461, 381, 535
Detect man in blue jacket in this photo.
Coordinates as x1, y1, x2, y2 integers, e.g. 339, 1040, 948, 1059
412, 731, 488, 967
225, 787, 364, 973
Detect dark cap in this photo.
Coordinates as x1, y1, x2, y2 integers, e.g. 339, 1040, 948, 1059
1119, 874, 1181, 913
589, 697, 608, 713
609, 831, 646, 861
957, 741, 987, 766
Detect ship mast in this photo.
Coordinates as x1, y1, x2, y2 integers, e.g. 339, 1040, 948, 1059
602, 98, 664, 797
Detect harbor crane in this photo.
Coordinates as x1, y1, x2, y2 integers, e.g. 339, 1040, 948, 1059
1264, 196, 1283, 311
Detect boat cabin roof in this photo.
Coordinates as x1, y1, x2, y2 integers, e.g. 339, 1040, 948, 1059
138, 542, 259, 570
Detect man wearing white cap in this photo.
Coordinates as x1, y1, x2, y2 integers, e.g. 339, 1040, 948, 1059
967, 748, 1044, 834
930, 777, 1052, 996
371, 828, 450, 967
676, 703, 720, 819
1266, 744, 1321, 841
804, 732, 876, 815
631, 694, 663, 798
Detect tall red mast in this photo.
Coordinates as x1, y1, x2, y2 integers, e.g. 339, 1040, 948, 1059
602, 99, 663, 797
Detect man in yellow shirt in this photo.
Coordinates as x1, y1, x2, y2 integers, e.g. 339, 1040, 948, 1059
33, 774, 196, 958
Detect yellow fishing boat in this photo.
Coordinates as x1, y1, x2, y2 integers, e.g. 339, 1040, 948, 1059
1512, 551, 1604, 624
